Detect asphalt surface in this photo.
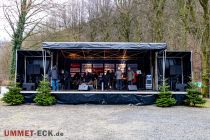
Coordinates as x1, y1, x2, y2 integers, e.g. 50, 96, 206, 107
0, 104, 210, 140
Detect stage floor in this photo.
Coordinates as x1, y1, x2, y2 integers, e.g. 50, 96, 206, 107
20, 90, 186, 94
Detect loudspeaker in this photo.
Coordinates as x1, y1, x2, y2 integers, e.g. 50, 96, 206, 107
175, 84, 186, 91
22, 83, 35, 91
170, 65, 181, 75
33, 65, 40, 74
88, 85, 94, 90
146, 75, 152, 90
78, 84, 89, 91
27, 64, 40, 75
128, 85, 138, 91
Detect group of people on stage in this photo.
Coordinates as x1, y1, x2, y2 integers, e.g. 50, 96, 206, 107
48, 65, 138, 91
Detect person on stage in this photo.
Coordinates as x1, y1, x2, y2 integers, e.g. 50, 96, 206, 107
127, 67, 134, 85
92, 72, 99, 89
73, 72, 81, 89
110, 70, 115, 89
104, 70, 111, 90
115, 67, 123, 90
49, 65, 59, 91
84, 71, 93, 84
64, 70, 71, 90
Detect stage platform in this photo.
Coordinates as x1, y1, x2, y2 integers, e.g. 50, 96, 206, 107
20, 90, 186, 105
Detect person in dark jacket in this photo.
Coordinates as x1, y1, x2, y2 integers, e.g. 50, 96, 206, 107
73, 72, 81, 89
64, 71, 71, 90
110, 70, 115, 89
104, 70, 111, 89
84, 72, 92, 83
49, 65, 59, 91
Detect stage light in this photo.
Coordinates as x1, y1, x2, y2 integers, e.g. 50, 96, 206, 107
68, 53, 79, 58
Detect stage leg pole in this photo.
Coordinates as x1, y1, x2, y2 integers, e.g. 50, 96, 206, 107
51, 52, 53, 86
15, 50, 18, 83
42, 49, 46, 80
181, 57, 184, 84
191, 51, 193, 80
101, 82, 104, 91
150, 51, 154, 90
163, 50, 166, 88
56, 51, 58, 66
24, 56, 26, 83
155, 52, 158, 90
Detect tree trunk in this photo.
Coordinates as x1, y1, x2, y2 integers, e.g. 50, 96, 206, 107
9, 0, 27, 80
199, 0, 209, 97
150, 0, 166, 42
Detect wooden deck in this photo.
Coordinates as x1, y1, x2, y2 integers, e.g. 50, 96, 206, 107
20, 90, 187, 95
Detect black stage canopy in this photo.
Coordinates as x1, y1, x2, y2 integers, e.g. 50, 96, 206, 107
17, 50, 50, 57
42, 42, 167, 50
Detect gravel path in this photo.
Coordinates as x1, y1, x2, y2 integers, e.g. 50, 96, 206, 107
0, 104, 210, 140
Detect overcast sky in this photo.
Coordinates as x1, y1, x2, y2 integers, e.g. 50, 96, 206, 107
0, 0, 69, 42
0, 1, 11, 41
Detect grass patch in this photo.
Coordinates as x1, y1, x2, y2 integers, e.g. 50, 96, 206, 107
197, 98, 210, 108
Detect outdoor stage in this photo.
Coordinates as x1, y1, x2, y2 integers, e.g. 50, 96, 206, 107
20, 91, 186, 105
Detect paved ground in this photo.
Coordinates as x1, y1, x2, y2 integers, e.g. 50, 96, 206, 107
0, 103, 210, 140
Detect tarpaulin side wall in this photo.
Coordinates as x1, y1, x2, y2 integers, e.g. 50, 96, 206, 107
21, 93, 186, 105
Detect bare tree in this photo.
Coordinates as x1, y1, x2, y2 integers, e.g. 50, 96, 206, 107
8, 0, 208, 90
114, 0, 137, 42
150, 0, 166, 42
177, 0, 197, 49
97, 0, 114, 41
86, 0, 101, 41
0, 42, 10, 84
199, 0, 209, 96
3, 0, 49, 79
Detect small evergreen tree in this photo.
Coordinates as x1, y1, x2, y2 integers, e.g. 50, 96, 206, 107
34, 79, 56, 106
185, 82, 206, 106
156, 82, 176, 107
2, 83, 24, 105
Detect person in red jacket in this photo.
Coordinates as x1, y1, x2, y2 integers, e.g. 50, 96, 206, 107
132, 71, 138, 85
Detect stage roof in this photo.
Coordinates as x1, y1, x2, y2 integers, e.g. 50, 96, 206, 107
17, 50, 50, 57
42, 42, 167, 50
